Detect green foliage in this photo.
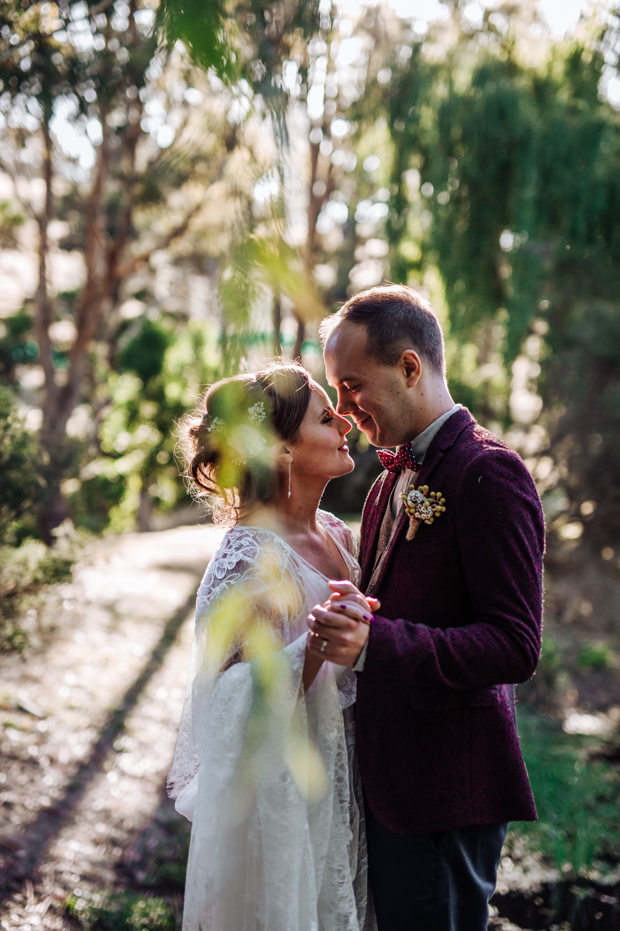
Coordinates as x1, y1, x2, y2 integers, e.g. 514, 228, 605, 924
0, 311, 38, 382
156, 0, 238, 81
67, 890, 175, 931
388, 31, 620, 542
219, 231, 324, 372
515, 710, 620, 874
118, 318, 173, 385
0, 386, 43, 544
577, 642, 615, 672
394, 44, 620, 360
77, 318, 220, 532
0, 199, 25, 248
157, 0, 320, 114
0, 539, 72, 592
69, 474, 126, 536
0, 0, 158, 121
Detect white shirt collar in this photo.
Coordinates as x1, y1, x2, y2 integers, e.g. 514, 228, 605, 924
409, 404, 462, 465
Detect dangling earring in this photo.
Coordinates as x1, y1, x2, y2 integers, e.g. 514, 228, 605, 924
288, 461, 292, 499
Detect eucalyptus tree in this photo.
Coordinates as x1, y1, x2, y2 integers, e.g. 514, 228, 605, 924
158, 0, 324, 359
158, 0, 405, 361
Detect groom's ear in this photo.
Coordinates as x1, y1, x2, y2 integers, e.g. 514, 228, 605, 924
400, 349, 423, 387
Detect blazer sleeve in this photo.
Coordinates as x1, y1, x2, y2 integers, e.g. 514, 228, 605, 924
361, 449, 545, 688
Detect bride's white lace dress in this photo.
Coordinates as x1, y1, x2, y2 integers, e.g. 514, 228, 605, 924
168, 510, 373, 931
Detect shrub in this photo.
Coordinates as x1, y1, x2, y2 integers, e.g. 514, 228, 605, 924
577, 642, 615, 672
0, 385, 44, 545
0, 310, 38, 381
0, 540, 73, 652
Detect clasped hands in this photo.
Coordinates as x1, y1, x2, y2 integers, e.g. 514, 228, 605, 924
307, 580, 380, 667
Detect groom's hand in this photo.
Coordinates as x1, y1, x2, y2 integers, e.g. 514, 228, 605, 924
307, 581, 378, 666
326, 579, 380, 616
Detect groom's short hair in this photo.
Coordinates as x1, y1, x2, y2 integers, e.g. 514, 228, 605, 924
320, 284, 445, 376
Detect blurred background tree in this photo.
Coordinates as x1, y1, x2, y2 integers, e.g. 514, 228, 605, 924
0, 0, 619, 559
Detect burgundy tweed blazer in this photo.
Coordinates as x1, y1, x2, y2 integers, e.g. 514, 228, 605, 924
356, 408, 545, 835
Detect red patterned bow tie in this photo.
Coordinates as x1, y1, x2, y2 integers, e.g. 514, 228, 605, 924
377, 445, 421, 473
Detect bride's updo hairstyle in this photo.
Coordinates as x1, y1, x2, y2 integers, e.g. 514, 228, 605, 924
180, 361, 312, 523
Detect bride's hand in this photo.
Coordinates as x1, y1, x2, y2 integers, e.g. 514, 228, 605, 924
326, 580, 380, 624
306, 581, 380, 666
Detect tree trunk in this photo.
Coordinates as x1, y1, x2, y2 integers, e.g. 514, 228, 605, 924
294, 122, 333, 366
137, 482, 153, 532
35, 113, 117, 540
273, 290, 282, 356
34, 116, 69, 543
292, 315, 305, 361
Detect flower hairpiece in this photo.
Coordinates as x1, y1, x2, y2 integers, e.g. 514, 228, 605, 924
206, 416, 223, 433
201, 408, 269, 466
248, 402, 267, 424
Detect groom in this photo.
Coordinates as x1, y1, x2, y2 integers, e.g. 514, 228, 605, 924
308, 285, 545, 930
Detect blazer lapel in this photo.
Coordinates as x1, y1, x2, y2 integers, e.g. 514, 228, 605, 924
415, 407, 474, 488
416, 407, 476, 491
366, 504, 409, 596
365, 408, 475, 596
360, 470, 397, 591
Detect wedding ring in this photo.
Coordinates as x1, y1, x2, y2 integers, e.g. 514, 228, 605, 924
320, 638, 328, 653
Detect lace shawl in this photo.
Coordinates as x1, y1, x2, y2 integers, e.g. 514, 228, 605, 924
168, 512, 372, 931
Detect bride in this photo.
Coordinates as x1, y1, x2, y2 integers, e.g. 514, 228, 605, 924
168, 361, 378, 931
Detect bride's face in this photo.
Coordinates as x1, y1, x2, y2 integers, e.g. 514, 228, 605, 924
290, 384, 354, 481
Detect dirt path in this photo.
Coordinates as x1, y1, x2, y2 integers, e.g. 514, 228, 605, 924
0, 526, 225, 929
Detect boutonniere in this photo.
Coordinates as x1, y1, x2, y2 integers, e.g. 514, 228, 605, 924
400, 485, 446, 541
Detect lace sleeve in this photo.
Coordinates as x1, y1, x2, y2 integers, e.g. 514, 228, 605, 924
167, 529, 304, 801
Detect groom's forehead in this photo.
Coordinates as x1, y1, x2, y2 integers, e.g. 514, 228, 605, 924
324, 352, 367, 386
324, 321, 370, 374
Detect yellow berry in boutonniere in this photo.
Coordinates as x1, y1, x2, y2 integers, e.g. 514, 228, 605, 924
400, 485, 447, 541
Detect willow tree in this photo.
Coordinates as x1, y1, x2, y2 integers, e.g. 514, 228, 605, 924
385, 11, 620, 551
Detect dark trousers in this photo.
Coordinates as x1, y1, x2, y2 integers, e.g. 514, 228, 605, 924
365, 802, 508, 931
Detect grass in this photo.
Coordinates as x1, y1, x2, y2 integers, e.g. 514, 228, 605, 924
64, 799, 190, 929
66, 891, 176, 930
513, 708, 620, 875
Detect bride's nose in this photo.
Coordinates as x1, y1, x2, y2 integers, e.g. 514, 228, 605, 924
337, 414, 352, 436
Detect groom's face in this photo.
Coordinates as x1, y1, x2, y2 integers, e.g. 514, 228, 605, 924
324, 321, 417, 448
